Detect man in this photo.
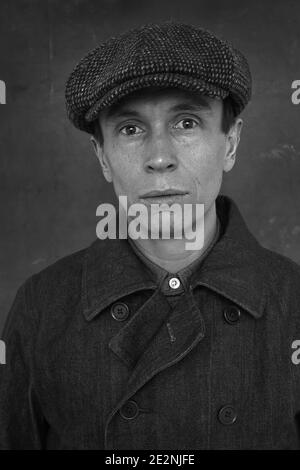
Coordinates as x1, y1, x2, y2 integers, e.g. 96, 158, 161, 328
1, 21, 300, 450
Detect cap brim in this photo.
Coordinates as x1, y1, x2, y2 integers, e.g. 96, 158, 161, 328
85, 73, 229, 123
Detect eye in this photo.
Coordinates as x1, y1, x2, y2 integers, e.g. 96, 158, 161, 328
174, 118, 198, 130
120, 124, 143, 136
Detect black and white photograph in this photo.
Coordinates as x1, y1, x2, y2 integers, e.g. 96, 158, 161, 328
0, 0, 300, 453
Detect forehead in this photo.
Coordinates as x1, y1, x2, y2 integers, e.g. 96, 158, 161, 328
99, 87, 222, 121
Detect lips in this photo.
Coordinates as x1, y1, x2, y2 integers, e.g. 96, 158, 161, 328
139, 189, 189, 207
140, 189, 188, 198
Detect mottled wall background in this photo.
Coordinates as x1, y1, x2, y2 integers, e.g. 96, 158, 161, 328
1, 0, 300, 333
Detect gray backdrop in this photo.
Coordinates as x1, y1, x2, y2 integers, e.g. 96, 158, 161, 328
1, 0, 300, 333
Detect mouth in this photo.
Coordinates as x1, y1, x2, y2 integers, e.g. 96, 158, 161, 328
139, 189, 189, 205
141, 189, 188, 197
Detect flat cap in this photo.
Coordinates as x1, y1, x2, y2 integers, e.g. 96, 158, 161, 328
65, 21, 252, 134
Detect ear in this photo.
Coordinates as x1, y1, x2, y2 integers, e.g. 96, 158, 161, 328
90, 136, 113, 183
223, 118, 243, 173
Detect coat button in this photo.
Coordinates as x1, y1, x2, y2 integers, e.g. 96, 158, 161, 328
120, 400, 139, 420
218, 405, 237, 425
169, 277, 181, 289
223, 306, 241, 324
111, 302, 130, 321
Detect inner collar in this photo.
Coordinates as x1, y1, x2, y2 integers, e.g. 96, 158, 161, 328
127, 215, 222, 295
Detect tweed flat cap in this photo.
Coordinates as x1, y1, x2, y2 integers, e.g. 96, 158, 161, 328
65, 21, 252, 134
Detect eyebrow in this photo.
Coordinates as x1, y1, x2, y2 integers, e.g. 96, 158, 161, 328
168, 101, 212, 113
106, 108, 141, 120
105, 98, 212, 120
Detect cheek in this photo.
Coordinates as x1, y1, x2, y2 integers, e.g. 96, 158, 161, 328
180, 138, 226, 200
183, 138, 226, 179
105, 147, 138, 193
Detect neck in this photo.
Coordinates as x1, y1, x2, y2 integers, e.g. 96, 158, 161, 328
130, 203, 218, 273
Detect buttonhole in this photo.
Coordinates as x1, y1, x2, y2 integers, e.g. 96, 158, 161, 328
166, 322, 176, 343
139, 407, 152, 414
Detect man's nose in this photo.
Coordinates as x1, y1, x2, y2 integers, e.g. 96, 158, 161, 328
143, 133, 178, 173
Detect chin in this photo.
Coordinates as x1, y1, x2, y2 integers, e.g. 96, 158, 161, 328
148, 216, 186, 240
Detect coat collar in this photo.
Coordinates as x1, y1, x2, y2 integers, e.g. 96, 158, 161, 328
82, 195, 269, 321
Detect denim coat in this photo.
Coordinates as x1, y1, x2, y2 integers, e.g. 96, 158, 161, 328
1, 194, 300, 450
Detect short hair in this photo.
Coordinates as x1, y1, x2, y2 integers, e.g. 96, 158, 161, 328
92, 95, 237, 146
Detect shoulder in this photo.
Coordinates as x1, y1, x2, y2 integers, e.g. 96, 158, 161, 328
29, 245, 87, 293
1, 245, 87, 340
259, 244, 300, 281
256, 244, 300, 311
11, 242, 95, 326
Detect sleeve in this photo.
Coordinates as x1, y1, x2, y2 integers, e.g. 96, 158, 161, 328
0, 279, 48, 449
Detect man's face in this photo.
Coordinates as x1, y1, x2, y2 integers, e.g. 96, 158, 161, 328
92, 88, 242, 232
